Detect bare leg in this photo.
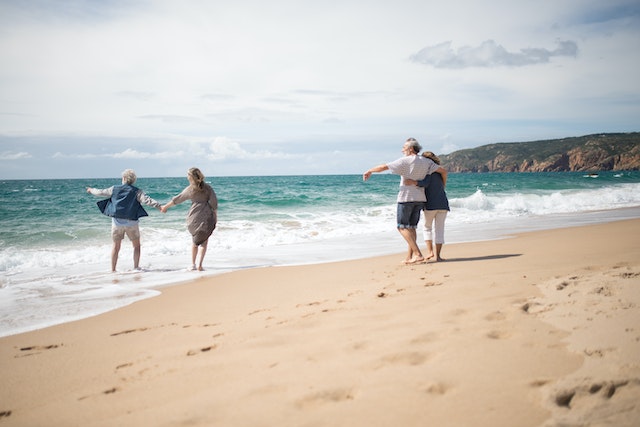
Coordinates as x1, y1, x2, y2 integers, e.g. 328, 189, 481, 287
398, 228, 423, 263
425, 240, 435, 260
191, 244, 198, 270
111, 240, 122, 272
435, 243, 445, 261
132, 239, 141, 269
197, 239, 209, 270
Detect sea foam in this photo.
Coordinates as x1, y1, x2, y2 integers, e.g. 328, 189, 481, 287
1, 173, 639, 337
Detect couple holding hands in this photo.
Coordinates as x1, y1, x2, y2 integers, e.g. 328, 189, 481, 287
87, 167, 217, 272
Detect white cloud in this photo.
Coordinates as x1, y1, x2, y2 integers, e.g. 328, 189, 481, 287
52, 148, 184, 160
0, 0, 639, 179
207, 138, 241, 160
138, 115, 204, 125
410, 40, 578, 69
112, 148, 184, 159
52, 152, 97, 159
207, 137, 298, 161
0, 151, 31, 160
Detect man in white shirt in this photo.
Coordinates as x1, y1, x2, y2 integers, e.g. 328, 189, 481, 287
363, 138, 445, 264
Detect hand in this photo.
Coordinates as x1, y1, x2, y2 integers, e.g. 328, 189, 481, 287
403, 179, 418, 186
160, 205, 167, 213
86, 187, 92, 193
362, 171, 372, 182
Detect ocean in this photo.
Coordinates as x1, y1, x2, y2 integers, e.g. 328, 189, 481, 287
2, 171, 640, 337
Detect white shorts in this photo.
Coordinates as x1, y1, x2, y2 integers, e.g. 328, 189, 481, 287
111, 224, 140, 242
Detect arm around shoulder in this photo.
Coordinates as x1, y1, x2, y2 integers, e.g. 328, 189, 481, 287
436, 167, 447, 187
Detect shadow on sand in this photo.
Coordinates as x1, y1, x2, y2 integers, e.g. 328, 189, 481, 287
440, 254, 522, 263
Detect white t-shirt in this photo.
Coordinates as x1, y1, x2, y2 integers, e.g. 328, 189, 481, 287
387, 155, 439, 202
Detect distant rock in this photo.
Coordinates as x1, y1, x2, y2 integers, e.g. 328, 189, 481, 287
439, 132, 640, 172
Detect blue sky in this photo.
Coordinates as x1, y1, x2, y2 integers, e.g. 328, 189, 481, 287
1, 0, 639, 179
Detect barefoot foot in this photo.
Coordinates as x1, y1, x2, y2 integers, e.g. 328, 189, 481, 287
403, 256, 425, 265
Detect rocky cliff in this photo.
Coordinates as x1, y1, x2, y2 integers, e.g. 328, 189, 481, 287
439, 132, 640, 173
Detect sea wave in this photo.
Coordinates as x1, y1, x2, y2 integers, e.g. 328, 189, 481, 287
1, 174, 640, 337
450, 183, 640, 223
2, 183, 640, 271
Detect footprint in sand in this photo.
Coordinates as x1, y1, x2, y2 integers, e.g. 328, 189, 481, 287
521, 301, 550, 314
373, 351, 430, 369
424, 382, 450, 395
19, 344, 62, 351
619, 271, 640, 279
296, 301, 324, 308
410, 331, 439, 345
16, 344, 63, 357
424, 281, 443, 287
296, 388, 355, 409
186, 345, 217, 356
485, 311, 507, 321
583, 347, 616, 358
111, 327, 149, 336
529, 379, 552, 388
486, 330, 511, 340
78, 387, 120, 401
552, 379, 639, 409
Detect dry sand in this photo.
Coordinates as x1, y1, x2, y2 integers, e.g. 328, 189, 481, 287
1, 219, 639, 427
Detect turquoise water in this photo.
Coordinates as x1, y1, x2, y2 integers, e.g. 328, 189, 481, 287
2, 171, 639, 250
1, 171, 640, 337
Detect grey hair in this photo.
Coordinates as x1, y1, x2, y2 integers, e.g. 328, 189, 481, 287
405, 137, 422, 154
121, 169, 137, 185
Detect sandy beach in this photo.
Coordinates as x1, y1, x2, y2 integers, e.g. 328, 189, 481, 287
1, 219, 639, 427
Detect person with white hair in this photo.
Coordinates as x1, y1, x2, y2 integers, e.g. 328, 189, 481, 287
363, 138, 444, 264
87, 169, 162, 272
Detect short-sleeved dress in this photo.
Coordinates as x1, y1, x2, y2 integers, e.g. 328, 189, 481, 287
171, 183, 218, 245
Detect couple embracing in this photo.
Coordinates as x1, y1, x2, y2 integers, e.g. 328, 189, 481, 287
363, 138, 449, 265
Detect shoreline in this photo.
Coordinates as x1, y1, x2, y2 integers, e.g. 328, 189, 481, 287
1, 219, 639, 426
2, 206, 639, 340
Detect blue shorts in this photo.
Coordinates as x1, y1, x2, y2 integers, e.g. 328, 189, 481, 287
396, 202, 424, 229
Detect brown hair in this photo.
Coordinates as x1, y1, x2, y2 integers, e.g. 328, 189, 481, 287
188, 167, 206, 190
422, 151, 441, 165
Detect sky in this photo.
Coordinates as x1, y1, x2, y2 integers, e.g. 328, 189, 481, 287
1, 0, 639, 179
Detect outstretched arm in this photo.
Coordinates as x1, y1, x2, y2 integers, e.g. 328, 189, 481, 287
161, 188, 190, 213
363, 164, 389, 181
137, 191, 162, 210
161, 200, 175, 213
86, 186, 113, 197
